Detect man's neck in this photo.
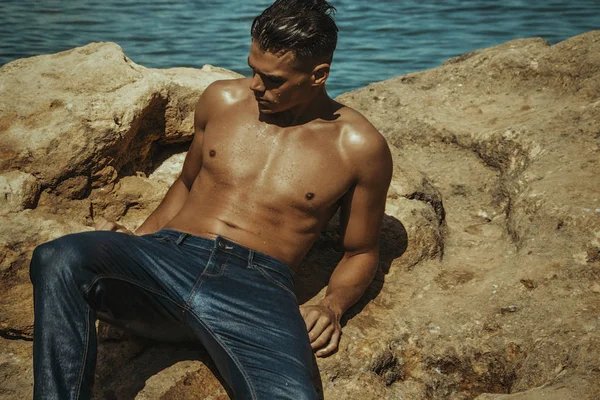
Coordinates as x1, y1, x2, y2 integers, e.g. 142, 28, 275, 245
266, 88, 333, 127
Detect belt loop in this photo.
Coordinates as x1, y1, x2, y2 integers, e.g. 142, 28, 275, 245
247, 249, 255, 267
175, 232, 189, 245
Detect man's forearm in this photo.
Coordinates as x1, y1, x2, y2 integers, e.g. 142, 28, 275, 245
134, 177, 190, 235
318, 251, 379, 316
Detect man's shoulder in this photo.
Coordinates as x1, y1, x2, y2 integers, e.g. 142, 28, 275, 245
199, 78, 253, 110
334, 103, 393, 186
335, 103, 389, 161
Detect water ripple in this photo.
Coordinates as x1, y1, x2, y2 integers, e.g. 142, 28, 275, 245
1, 0, 599, 96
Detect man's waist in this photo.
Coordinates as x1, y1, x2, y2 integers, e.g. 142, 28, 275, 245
151, 228, 295, 279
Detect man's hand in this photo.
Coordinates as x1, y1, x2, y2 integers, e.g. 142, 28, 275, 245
94, 216, 133, 235
300, 304, 342, 357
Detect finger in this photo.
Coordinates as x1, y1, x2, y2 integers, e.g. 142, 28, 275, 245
310, 324, 335, 350
316, 329, 341, 357
94, 216, 107, 230
302, 309, 321, 332
96, 218, 113, 231
97, 220, 119, 232
299, 306, 308, 319
307, 315, 332, 342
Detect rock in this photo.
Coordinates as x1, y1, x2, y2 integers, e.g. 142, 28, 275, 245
333, 30, 600, 398
0, 170, 40, 213
148, 152, 186, 186
0, 42, 241, 400
0, 42, 242, 191
55, 175, 89, 200
2, 31, 600, 399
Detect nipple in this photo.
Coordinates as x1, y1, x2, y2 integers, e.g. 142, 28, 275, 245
209, 150, 216, 157
305, 192, 315, 200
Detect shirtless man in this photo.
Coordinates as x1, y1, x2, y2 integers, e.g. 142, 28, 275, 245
29, 0, 392, 399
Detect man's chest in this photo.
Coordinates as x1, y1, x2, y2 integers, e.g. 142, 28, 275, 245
200, 116, 354, 211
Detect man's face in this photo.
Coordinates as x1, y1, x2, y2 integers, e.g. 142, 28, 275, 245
247, 41, 313, 114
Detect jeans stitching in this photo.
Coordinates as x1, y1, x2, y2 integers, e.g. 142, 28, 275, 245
201, 250, 231, 278
74, 305, 90, 400
181, 242, 214, 253
202, 252, 230, 278
83, 276, 189, 311
186, 249, 214, 306
180, 308, 198, 342
255, 266, 297, 301
187, 311, 258, 400
84, 276, 199, 341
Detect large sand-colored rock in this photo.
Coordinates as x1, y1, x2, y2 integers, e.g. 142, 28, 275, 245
1, 31, 599, 399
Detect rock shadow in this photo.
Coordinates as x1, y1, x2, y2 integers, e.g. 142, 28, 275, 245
294, 213, 408, 324
112, 94, 169, 178
93, 327, 233, 400
93, 326, 324, 400
149, 141, 191, 174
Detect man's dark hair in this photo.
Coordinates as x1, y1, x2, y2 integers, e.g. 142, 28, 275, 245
251, 0, 338, 67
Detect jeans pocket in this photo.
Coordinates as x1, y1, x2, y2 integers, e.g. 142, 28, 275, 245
254, 265, 297, 301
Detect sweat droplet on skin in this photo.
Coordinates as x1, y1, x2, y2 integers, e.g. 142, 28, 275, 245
209, 150, 216, 157
305, 193, 315, 200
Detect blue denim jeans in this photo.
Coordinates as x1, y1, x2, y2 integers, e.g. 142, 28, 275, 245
29, 229, 319, 400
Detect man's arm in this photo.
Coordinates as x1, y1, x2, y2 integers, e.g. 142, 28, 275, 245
134, 84, 218, 235
301, 126, 392, 357
96, 82, 218, 234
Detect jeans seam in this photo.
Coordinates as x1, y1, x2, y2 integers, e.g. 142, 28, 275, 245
84, 276, 198, 341
255, 266, 297, 301
185, 249, 214, 306
188, 311, 258, 400
181, 243, 214, 253
179, 251, 211, 337
74, 305, 90, 400
202, 253, 230, 278
180, 308, 197, 342
83, 276, 189, 310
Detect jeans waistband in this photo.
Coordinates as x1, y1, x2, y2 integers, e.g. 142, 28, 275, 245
154, 229, 293, 282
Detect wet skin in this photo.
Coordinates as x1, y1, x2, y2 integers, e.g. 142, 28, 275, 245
101, 42, 393, 356
163, 82, 356, 269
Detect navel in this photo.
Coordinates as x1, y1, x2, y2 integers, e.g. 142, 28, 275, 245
305, 192, 315, 200
209, 150, 216, 157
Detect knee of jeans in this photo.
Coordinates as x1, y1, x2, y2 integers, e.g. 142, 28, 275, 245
30, 236, 86, 286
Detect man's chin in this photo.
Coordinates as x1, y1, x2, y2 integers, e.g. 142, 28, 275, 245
257, 103, 277, 114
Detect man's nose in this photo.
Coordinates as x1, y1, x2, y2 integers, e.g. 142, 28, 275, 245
249, 74, 265, 93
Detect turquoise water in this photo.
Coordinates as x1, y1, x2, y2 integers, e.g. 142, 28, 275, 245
1, 0, 598, 96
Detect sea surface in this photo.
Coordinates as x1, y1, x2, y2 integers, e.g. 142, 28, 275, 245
1, 0, 598, 96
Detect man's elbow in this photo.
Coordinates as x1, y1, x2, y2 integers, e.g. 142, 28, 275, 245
342, 248, 379, 275
342, 243, 379, 261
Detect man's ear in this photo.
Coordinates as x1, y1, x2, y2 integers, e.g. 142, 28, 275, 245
311, 63, 330, 86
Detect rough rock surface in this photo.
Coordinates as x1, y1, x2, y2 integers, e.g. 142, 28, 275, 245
0, 42, 242, 400
1, 31, 600, 399
0, 171, 40, 213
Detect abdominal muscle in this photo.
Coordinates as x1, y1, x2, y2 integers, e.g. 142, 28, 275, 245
164, 175, 333, 270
